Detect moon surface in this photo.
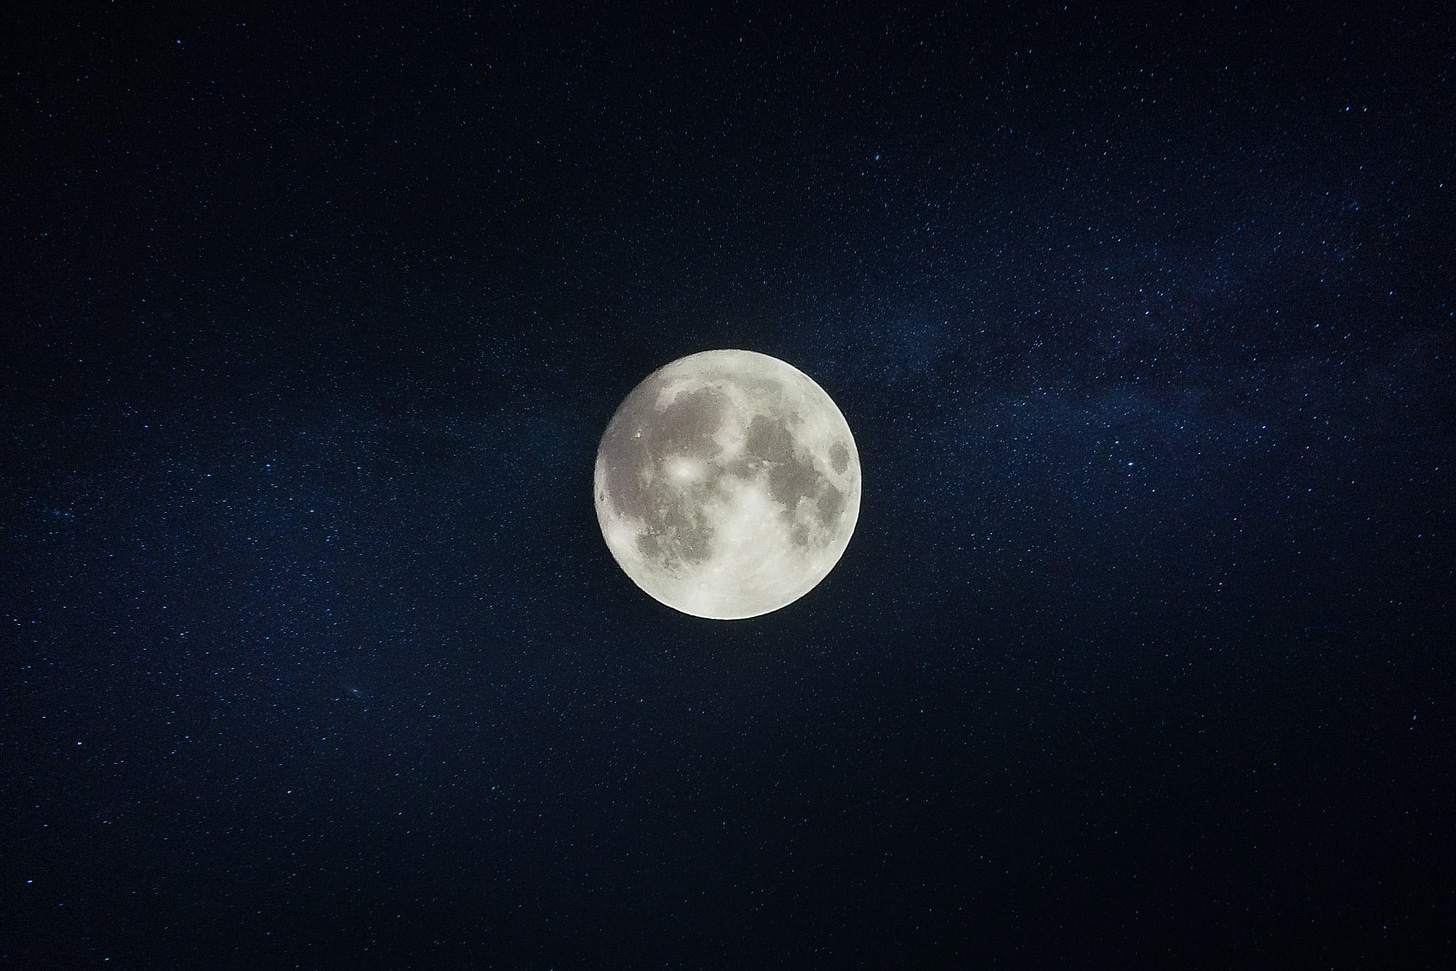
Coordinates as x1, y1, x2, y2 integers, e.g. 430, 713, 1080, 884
594, 349, 861, 620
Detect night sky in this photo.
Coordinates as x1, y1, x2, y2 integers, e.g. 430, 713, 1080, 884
4, 3, 1454, 967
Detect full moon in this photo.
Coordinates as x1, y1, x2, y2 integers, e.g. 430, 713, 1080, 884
594, 349, 861, 620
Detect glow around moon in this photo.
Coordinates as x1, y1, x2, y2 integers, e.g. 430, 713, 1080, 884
594, 349, 861, 620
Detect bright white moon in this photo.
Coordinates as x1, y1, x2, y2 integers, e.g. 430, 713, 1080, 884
594, 349, 861, 620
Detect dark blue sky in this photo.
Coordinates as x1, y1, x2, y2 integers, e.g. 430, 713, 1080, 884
4, 3, 1453, 967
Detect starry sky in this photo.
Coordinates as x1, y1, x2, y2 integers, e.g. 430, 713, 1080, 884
4, 2, 1454, 967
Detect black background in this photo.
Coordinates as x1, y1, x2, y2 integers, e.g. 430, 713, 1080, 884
4, 2, 1454, 967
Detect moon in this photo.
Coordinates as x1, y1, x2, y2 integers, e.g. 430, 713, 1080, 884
594, 349, 862, 620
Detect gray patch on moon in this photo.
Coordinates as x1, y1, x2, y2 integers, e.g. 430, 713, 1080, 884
741, 414, 819, 511
599, 385, 726, 521
816, 483, 845, 526
732, 412, 849, 546
599, 384, 731, 569
634, 506, 713, 568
